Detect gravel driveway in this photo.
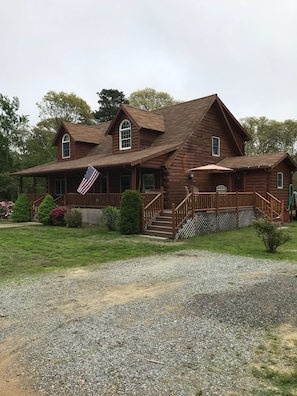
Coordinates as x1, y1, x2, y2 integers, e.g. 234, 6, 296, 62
0, 250, 296, 395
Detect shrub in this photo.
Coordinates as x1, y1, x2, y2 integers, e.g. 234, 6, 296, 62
118, 190, 142, 235
101, 206, 119, 231
65, 209, 82, 228
38, 195, 57, 225
50, 207, 66, 226
253, 217, 292, 253
11, 194, 31, 222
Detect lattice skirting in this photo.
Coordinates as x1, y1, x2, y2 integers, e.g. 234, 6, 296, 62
176, 208, 255, 239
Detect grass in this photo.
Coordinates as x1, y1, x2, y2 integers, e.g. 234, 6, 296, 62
251, 327, 297, 395
0, 221, 296, 282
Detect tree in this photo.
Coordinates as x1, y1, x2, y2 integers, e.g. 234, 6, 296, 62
241, 117, 297, 158
128, 88, 180, 111
36, 91, 95, 133
0, 93, 29, 170
94, 89, 129, 122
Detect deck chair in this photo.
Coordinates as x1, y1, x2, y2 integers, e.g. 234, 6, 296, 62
216, 185, 227, 193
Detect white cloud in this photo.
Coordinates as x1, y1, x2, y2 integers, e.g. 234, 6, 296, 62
1, 0, 297, 125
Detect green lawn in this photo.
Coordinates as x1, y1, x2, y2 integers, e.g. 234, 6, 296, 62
0, 221, 296, 282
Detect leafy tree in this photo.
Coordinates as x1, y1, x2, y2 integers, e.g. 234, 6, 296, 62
241, 117, 297, 158
128, 88, 180, 111
94, 89, 129, 122
11, 193, 31, 222
36, 91, 95, 133
0, 93, 29, 170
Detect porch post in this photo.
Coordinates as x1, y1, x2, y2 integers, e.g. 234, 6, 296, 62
131, 167, 137, 190
19, 176, 23, 194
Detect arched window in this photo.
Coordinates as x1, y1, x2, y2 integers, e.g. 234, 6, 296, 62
119, 120, 131, 150
62, 134, 70, 158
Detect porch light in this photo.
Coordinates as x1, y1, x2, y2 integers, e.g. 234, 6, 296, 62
187, 172, 194, 180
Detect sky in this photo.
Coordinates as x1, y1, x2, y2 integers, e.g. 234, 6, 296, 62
1, 0, 297, 126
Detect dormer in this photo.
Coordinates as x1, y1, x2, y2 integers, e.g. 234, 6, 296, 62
53, 121, 110, 161
106, 105, 165, 155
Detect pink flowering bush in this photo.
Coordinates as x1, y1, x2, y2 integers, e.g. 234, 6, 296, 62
0, 201, 14, 219
50, 207, 66, 226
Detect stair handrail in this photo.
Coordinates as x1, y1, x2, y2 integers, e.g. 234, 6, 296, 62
255, 192, 283, 221
142, 188, 164, 230
172, 191, 194, 237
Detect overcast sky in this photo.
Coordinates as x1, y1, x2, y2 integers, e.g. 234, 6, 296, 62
1, 0, 296, 125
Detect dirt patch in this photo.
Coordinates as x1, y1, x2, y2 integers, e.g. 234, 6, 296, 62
0, 279, 183, 395
57, 280, 183, 315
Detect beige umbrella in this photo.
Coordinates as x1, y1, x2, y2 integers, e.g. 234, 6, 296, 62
188, 164, 234, 172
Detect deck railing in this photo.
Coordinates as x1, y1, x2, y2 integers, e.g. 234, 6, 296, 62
27, 190, 283, 232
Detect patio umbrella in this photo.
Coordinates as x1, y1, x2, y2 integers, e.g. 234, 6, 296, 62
188, 164, 234, 172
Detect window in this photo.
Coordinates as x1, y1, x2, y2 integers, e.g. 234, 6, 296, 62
143, 174, 155, 192
277, 172, 283, 189
212, 136, 220, 156
62, 134, 70, 158
120, 174, 131, 192
55, 179, 65, 196
119, 120, 131, 150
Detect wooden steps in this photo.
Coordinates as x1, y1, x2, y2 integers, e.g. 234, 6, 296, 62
142, 210, 174, 239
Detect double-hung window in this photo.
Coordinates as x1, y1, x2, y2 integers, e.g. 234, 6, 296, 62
119, 120, 131, 150
277, 172, 283, 189
62, 134, 70, 158
212, 136, 220, 157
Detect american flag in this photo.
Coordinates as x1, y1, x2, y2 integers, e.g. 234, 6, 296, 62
77, 165, 100, 195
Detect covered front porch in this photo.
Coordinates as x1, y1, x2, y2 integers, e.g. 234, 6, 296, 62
26, 187, 284, 239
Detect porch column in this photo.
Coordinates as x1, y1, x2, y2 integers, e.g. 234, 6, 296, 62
19, 176, 23, 194
131, 167, 137, 190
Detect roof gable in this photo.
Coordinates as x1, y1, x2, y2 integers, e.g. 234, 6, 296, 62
105, 105, 165, 135
53, 121, 111, 146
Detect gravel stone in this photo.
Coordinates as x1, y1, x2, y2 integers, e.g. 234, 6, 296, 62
0, 250, 296, 395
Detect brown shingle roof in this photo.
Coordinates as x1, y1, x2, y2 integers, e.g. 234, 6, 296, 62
218, 152, 297, 170
11, 144, 180, 176
53, 121, 111, 145
106, 105, 165, 134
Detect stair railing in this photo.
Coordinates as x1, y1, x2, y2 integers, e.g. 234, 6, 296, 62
255, 192, 283, 221
172, 191, 194, 237
142, 187, 164, 230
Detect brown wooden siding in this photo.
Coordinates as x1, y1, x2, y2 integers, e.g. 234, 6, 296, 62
164, 108, 244, 206
111, 115, 140, 154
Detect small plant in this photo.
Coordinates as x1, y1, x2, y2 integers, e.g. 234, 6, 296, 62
11, 194, 31, 222
0, 201, 13, 219
65, 208, 82, 228
50, 207, 66, 226
253, 217, 292, 253
118, 190, 142, 235
101, 206, 119, 231
38, 195, 57, 225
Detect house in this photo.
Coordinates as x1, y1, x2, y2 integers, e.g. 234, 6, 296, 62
12, 94, 297, 237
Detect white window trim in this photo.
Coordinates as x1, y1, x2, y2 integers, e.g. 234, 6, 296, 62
212, 136, 220, 157
62, 134, 70, 159
277, 172, 283, 189
119, 120, 131, 150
